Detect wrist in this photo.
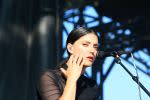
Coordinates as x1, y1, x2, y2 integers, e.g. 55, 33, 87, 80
67, 77, 78, 83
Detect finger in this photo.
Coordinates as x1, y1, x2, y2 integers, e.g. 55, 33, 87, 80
76, 54, 83, 66
72, 54, 79, 65
60, 68, 67, 77
80, 58, 85, 67
67, 55, 74, 66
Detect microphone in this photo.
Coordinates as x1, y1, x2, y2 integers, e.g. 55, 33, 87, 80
96, 50, 131, 58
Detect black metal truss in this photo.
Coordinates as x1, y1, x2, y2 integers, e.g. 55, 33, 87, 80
61, 0, 150, 76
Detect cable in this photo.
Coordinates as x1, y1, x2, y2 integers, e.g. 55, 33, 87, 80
130, 52, 142, 100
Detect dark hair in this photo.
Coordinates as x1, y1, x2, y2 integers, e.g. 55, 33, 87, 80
66, 27, 98, 55
57, 27, 98, 69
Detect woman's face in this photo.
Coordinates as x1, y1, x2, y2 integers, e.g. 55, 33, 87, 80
68, 33, 98, 67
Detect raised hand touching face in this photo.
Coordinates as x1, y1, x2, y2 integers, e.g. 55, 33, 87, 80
60, 54, 85, 82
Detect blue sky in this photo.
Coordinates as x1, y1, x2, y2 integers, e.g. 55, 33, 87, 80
103, 57, 150, 100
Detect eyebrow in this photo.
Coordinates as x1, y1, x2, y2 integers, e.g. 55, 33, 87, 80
84, 41, 98, 46
83, 41, 90, 43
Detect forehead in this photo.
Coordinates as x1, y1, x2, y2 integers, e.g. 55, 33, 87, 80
76, 33, 98, 43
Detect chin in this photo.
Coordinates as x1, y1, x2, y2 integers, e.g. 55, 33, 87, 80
84, 61, 93, 67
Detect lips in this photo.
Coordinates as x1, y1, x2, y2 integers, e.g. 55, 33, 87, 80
86, 56, 94, 61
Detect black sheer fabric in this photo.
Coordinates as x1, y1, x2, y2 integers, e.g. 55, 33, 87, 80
37, 68, 100, 100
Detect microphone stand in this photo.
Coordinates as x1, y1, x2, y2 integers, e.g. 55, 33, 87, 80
114, 54, 150, 97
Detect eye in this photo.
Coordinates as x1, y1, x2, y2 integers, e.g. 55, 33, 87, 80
82, 43, 89, 47
94, 45, 98, 50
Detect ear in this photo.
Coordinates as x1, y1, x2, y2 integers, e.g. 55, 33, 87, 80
67, 43, 74, 54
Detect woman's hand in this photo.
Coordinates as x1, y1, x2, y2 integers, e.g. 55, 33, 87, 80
60, 54, 85, 82
59, 54, 85, 100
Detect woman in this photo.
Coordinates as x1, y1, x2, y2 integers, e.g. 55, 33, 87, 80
37, 27, 100, 100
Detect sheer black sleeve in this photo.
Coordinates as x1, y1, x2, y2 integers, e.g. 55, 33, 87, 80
37, 70, 61, 100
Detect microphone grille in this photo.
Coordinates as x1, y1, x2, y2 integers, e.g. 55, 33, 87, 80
96, 51, 105, 58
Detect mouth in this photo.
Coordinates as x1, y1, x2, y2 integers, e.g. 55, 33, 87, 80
86, 56, 94, 62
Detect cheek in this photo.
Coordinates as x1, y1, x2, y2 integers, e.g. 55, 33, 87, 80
73, 46, 87, 55
74, 48, 84, 54
94, 51, 98, 56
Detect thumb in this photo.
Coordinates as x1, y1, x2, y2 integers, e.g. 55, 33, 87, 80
60, 68, 67, 77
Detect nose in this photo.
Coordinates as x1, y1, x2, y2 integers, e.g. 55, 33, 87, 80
89, 47, 97, 55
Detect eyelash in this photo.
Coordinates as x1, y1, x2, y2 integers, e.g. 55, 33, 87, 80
83, 44, 98, 49
83, 44, 88, 46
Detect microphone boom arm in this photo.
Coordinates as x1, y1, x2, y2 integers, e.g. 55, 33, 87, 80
114, 55, 150, 97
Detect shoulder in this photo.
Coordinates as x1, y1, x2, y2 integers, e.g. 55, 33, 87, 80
37, 68, 62, 89
39, 68, 61, 80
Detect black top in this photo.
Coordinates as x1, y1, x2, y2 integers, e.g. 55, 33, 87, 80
37, 67, 100, 100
